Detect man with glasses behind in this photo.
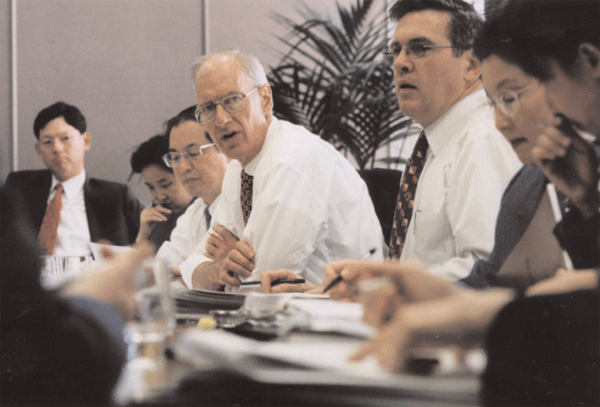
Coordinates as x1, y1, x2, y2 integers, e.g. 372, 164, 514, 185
380, 0, 520, 279
180, 49, 385, 292
154, 106, 228, 271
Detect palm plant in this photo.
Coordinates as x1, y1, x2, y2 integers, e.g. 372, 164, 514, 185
267, 0, 415, 169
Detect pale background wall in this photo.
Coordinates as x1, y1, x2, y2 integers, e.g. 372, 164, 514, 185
1, 0, 483, 203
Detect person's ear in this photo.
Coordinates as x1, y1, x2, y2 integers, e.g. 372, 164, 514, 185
82, 131, 91, 152
259, 83, 274, 115
34, 141, 43, 159
578, 43, 600, 81
461, 49, 482, 82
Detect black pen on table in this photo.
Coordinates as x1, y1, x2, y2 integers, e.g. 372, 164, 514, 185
239, 278, 306, 286
322, 248, 377, 293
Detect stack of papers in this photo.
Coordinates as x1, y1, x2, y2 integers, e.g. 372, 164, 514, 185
174, 288, 245, 315
174, 329, 480, 405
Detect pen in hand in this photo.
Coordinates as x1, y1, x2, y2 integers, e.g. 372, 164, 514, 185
239, 278, 306, 286
322, 248, 377, 293
209, 233, 237, 251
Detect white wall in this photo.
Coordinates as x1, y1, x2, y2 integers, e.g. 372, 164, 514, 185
2, 0, 485, 201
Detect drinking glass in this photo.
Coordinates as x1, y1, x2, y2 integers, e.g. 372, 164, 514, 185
40, 255, 63, 289
117, 258, 174, 402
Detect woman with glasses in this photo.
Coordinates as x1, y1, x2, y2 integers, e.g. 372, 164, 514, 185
130, 134, 194, 249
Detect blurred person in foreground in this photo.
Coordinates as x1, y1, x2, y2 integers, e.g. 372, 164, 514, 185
130, 133, 194, 249
0, 186, 153, 406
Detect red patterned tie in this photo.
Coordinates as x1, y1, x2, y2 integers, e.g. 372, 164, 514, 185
389, 131, 429, 260
38, 184, 63, 255
240, 170, 253, 226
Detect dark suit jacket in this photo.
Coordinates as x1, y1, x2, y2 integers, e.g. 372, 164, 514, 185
2, 169, 143, 246
483, 290, 599, 406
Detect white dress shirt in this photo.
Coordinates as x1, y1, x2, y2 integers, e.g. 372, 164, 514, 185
156, 195, 221, 268
180, 118, 385, 291
400, 89, 521, 280
50, 171, 92, 256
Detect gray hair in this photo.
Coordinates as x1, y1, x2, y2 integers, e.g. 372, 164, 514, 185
191, 49, 268, 86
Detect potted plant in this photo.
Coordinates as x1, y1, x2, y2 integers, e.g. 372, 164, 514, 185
267, 0, 416, 170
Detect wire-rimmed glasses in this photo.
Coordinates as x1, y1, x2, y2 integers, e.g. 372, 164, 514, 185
488, 83, 538, 118
383, 42, 455, 63
194, 85, 261, 124
162, 143, 215, 168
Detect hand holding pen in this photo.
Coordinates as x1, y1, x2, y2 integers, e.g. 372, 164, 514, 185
207, 229, 256, 287
207, 225, 239, 261
259, 269, 318, 294
321, 248, 377, 298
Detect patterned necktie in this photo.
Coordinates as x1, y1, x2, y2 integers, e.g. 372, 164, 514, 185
241, 170, 253, 226
38, 184, 64, 255
204, 206, 212, 231
389, 131, 429, 260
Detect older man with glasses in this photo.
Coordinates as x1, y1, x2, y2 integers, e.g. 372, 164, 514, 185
178, 49, 385, 292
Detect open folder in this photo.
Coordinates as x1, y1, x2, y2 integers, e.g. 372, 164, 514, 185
496, 184, 572, 288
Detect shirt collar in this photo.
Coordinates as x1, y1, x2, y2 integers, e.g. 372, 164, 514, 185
51, 170, 86, 199
243, 117, 280, 176
208, 194, 221, 215
424, 88, 488, 157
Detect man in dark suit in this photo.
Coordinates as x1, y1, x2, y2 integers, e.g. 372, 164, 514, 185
2, 101, 142, 254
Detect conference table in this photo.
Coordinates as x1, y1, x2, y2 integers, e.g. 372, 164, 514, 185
113, 290, 482, 407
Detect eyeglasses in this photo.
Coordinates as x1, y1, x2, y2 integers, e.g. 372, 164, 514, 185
488, 83, 538, 118
194, 85, 261, 124
162, 143, 215, 168
383, 43, 455, 62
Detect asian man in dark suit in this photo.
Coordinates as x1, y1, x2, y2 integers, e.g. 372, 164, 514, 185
1, 101, 143, 255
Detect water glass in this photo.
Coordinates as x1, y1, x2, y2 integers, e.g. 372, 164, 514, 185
40, 255, 93, 289
124, 258, 174, 360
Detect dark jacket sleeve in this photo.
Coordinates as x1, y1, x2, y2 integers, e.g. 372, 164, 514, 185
0, 185, 127, 406
482, 290, 600, 406
460, 166, 547, 288
123, 184, 143, 244
553, 207, 600, 269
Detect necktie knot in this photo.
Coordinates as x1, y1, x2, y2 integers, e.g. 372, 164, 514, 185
204, 206, 212, 231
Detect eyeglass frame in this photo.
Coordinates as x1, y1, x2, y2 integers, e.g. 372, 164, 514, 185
162, 143, 215, 168
488, 82, 539, 118
383, 42, 456, 62
194, 85, 262, 125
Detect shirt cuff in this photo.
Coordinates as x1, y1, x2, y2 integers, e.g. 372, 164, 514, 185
179, 253, 212, 289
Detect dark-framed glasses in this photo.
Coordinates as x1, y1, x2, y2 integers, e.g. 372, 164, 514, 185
194, 85, 261, 124
488, 83, 538, 118
383, 43, 455, 62
162, 143, 215, 168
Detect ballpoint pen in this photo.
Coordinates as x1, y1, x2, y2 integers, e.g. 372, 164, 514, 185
239, 278, 306, 286
209, 233, 237, 251
322, 247, 377, 293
